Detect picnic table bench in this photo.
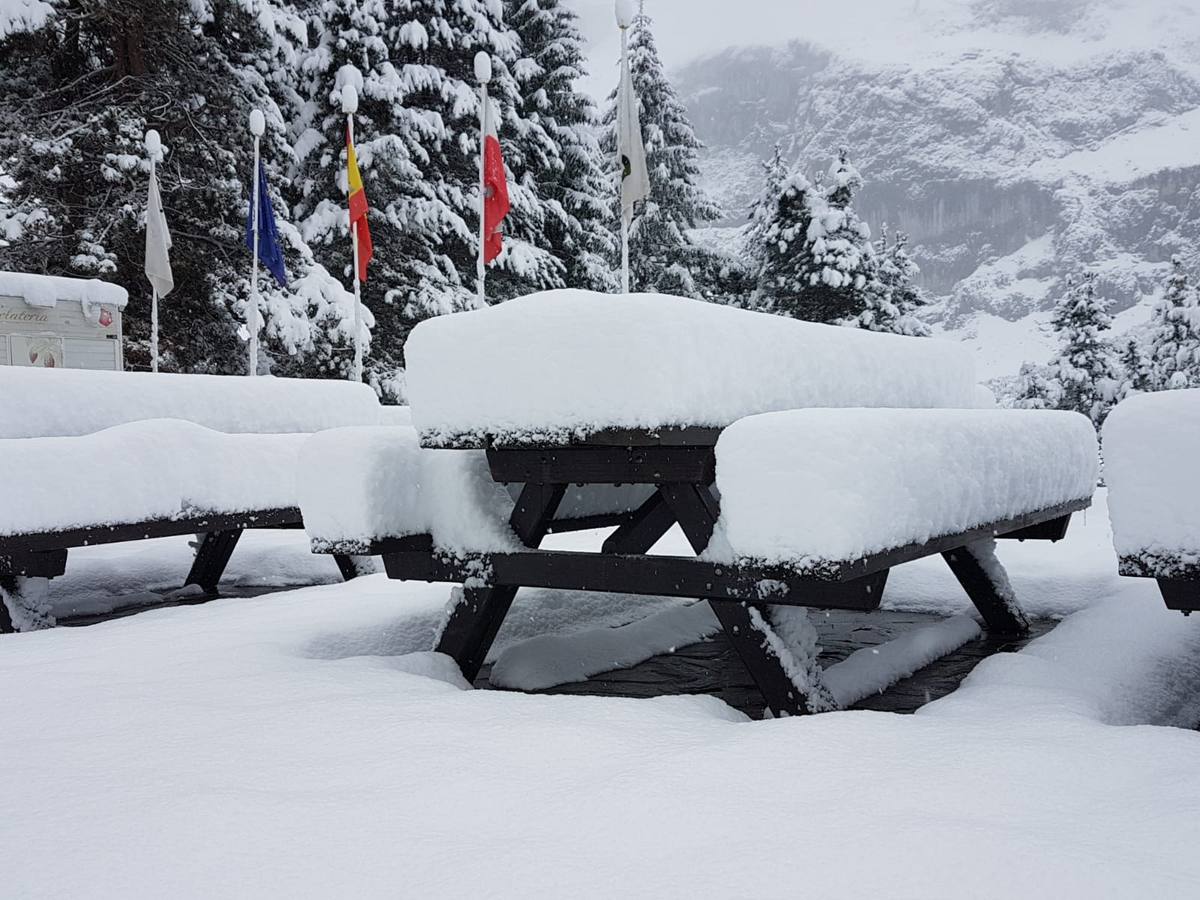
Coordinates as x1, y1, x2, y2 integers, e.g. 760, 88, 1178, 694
1104, 390, 1200, 613
0, 368, 390, 632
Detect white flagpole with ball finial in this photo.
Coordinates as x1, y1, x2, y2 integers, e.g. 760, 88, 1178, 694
475, 51, 492, 305
248, 108, 264, 377
616, 0, 634, 294
145, 129, 163, 373
341, 83, 364, 383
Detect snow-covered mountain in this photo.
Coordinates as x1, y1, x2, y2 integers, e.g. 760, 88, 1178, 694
669, 0, 1200, 378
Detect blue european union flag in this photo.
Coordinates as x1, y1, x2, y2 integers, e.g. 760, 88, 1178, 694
246, 160, 287, 286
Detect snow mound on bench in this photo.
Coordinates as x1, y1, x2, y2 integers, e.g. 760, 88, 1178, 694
1104, 390, 1200, 575
0, 420, 304, 537
297, 427, 518, 553
405, 290, 978, 446
0, 368, 383, 439
708, 408, 1098, 571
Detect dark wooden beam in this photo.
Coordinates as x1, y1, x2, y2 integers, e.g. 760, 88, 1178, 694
547, 512, 634, 534
433, 482, 565, 681
0, 574, 14, 633
384, 548, 886, 610
708, 600, 813, 716
0, 550, 68, 579
1157, 578, 1200, 614
0, 507, 303, 556
941, 545, 1030, 635
999, 514, 1072, 542
658, 483, 721, 553
486, 446, 715, 486
822, 498, 1090, 582
333, 554, 365, 581
184, 530, 243, 595
601, 491, 677, 554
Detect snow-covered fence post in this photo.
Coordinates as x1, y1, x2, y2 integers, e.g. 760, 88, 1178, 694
247, 108, 265, 377
341, 84, 364, 383
475, 51, 492, 305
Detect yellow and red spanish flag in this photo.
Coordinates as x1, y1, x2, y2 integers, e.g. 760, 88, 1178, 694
346, 126, 373, 282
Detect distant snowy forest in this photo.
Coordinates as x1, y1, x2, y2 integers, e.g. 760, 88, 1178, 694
0, 0, 1197, 419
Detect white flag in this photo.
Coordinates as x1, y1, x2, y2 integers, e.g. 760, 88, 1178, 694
617, 49, 650, 226
144, 167, 174, 298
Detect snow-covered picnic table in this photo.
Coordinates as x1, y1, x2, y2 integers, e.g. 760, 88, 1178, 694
304, 292, 1100, 716
1105, 389, 1200, 612
0, 368, 389, 631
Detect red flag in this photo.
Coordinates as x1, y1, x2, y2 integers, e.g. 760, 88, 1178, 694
482, 102, 509, 264
346, 126, 373, 282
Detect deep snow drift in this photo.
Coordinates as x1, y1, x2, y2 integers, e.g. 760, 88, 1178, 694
1, 491, 1199, 897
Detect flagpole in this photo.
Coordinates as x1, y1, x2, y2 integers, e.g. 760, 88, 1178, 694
475, 52, 491, 305
617, 6, 631, 294
145, 130, 162, 373
342, 84, 363, 383
248, 109, 265, 377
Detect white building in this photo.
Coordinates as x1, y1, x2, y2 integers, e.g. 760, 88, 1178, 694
0, 273, 127, 371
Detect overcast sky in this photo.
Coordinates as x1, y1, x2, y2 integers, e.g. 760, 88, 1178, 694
567, 0, 1200, 100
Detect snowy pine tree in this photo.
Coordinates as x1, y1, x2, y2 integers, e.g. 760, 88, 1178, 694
1116, 338, 1153, 399
601, 3, 720, 296
745, 143, 789, 268
796, 150, 880, 324
852, 226, 930, 336
1045, 272, 1120, 425
506, 0, 616, 293
1147, 255, 1200, 391
754, 171, 817, 315
1014, 362, 1061, 410
0, 0, 361, 376
294, 0, 566, 396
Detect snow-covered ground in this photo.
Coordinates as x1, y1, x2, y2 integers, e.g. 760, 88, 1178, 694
3, 491, 1200, 896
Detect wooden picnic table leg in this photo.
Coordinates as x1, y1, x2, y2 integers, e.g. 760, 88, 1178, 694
658, 482, 828, 717
185, 529, 243, 596
333, 554, 368, 581
942, 538, 1030, 636
601, 490, 677, 554
0, 572, 14, 633
435, 481, 566, 682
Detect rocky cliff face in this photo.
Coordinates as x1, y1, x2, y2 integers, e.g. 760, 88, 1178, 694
678, 35, 1200, 323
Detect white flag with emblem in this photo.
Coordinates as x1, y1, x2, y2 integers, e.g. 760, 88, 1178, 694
617, 47, 650, 227
144, 166, 174, 298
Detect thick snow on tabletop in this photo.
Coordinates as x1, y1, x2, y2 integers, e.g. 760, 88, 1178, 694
298, 427, 517, 552
0, 420, 304, 537
1104, 390, 1200, 574
0, 270, 128, 312
708, 408, 1098, 570
0, 368, 382, 438
405, 290, 978, 446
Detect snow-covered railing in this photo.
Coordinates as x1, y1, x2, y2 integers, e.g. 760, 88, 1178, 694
1104, 390, 1200, 612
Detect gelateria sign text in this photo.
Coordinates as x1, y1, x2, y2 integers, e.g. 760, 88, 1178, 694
0, 308, 50, 324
